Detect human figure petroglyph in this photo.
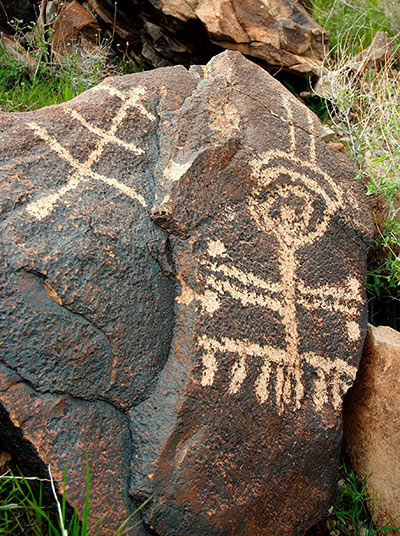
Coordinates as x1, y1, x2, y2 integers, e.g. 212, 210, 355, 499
25, 85, 153, 221
193, 94, 363, 414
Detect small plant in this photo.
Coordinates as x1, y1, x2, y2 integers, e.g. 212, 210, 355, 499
0, 464, 150, 535
310, 0, 400, 327
326, 462, 400, 535
327, 463, 374, 535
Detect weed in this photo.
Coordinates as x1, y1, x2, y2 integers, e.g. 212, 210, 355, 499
326, 462, 400, 535
0, 464, 150, 536
310, 3, 400, 325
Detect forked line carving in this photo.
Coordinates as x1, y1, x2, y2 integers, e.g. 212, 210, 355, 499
25, 85, 153, 220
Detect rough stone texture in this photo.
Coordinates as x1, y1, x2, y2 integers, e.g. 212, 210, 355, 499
84, 0, 329, 74
51, 0, 102, 59
0, 51, 372, 535
343, 324, 400, 534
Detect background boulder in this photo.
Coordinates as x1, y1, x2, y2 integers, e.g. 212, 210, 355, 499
82, 0, 329, 73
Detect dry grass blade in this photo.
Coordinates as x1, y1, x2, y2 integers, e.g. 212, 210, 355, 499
313, 30, 400, 297
48, 465, 68, 536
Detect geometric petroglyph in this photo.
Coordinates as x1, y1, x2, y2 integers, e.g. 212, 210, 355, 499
25, 86, 154, 221
195, 240, 282, 314
190, 96, 362, 414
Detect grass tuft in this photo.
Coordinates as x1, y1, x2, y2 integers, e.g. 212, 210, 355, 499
326, 461, 400, 535
0, 469, 60, 536
0, 464, 150, 536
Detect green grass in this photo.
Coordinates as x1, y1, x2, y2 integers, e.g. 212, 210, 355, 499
0, 44, 143, 112
326, 462, 400, 535
0, 468, 79, 536
311, 0, 400, 54
0, 465, 149, 536
0, 47, 74, 111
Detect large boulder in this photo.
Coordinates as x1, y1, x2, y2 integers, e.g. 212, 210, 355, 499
0, 50, 372, 535
85, 0, 329, 74
343, 324, 400, 534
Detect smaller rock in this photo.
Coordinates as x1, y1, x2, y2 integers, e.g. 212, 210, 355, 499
86, 0, 139, 43
84, 0, 330, 74
51, 0, 101, 60
0, 450, 11, 470
354, 31, 398, 72
343, 324, 400, 534
0, 33, 35, 68
44, 1, 63, 25
320, 124, 335, 143
328, 142, 346, 153
314, 31, 398, 99
299, 90, 313, 101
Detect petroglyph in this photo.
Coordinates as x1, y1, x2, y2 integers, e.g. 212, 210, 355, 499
297, 277, 361, 311
91, 84, 156, 121
21, 77, 363, 415
64, 108, 144, 155
282, 95, 296, 151
176, 240, 282, 313
25, 85, 154, 220
193, 234, 362, 413
193, 94, 363, 414
306, 110, 317, 164
207, 99, 240, 136
197, 336, 357, 412
200, 240, 281, 312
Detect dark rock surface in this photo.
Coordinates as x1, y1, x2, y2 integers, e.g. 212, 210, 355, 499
0, 50, 372, 535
